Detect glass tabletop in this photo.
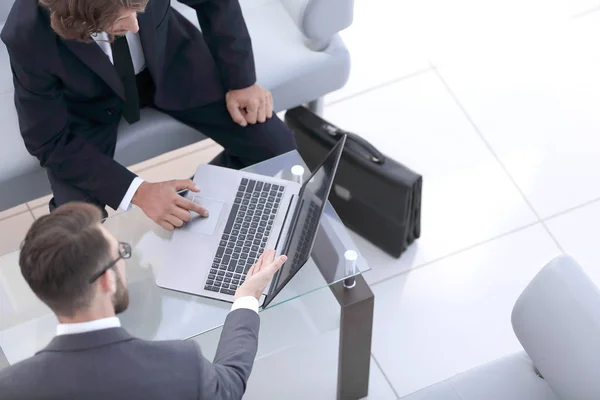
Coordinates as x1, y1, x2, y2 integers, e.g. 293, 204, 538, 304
0, 150, 369, 366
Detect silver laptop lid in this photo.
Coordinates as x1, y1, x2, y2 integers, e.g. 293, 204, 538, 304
263, 134, 347, 308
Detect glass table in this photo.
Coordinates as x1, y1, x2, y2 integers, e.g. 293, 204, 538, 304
0, 150, 374, 399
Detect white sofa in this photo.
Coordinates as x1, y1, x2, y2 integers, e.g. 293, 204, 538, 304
402, 254, 600, 400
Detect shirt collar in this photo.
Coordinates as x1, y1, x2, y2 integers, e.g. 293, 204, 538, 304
91, 32, 109, 41
56, 317, 121, 336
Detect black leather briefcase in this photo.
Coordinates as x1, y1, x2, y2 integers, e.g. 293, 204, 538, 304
284, 106, 422, 258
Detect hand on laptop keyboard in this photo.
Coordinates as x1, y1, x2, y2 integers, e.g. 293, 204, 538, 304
235, 249, 287, 301
132, 179, 209, 231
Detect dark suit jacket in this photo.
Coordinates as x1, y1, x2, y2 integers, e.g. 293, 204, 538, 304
1, 0, 256, 209
0, 309, 260, 400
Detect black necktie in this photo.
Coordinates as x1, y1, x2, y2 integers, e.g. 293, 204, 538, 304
111, 36, 140, 124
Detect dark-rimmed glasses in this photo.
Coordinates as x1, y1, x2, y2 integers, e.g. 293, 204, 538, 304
89, 242, 132, 284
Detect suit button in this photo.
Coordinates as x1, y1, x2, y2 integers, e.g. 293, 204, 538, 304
106, 108, 115, 115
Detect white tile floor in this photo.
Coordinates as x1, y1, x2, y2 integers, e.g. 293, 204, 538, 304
4, 1, 600, 398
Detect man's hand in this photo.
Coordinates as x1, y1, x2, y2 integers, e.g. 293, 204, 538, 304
235, 249, 287, 301
226, 84, 274, 127
132, 179, 209, 232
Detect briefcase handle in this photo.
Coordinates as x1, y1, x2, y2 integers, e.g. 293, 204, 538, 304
322, 124, 386, 164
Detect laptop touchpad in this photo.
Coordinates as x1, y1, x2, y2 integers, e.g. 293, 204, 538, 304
182, 197, 224, 235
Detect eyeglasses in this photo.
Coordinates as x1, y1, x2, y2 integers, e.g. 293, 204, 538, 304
89, 242, 132, 284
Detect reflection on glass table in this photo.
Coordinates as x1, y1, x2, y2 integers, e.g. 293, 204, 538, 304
0, 151, 369, 363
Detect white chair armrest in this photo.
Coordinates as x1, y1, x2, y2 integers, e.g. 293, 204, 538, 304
280, 0, 354, 50
511, 254, 600, 400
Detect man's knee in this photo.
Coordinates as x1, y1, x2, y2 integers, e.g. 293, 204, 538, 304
253, 116, 297, 158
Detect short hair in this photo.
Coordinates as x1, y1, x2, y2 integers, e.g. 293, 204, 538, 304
19, 202, 112, 316
39, 0, 149, 42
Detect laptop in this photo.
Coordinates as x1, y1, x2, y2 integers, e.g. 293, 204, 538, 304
156, 134, 347, 308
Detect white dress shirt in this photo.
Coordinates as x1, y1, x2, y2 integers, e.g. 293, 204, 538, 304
56, 297, 259, 336
56, 316, 121, 336
92, 32, 147, 211
92, 31, 146, 74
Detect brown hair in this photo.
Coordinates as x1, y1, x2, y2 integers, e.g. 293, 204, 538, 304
39, 0, 148, 42
19, 202, 112, 316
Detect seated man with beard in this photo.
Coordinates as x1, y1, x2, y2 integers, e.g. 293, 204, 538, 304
0, 202, 286, 400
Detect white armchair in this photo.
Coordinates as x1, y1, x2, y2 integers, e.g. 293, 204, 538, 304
280, 0, 354, 51
403, 255, 600, 400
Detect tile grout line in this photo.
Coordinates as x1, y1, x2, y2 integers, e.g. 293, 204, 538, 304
371, 353, 401, 399
429, 62, 565, 253
132, 142, 220, 174
0, 209, 33, 224
369, 220, 542, 288
0, 143, 220, 222
25, 202, 36, 221
325, 66, 435, 108
541, 195, 600, 223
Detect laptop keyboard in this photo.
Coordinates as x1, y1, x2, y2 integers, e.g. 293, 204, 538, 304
291, 201, 321, 273
204, 178, 284, 295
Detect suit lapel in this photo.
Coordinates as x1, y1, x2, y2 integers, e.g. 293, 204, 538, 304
38, 5, 125, 99
61, 39, 126, 100
137, 5, 161, 76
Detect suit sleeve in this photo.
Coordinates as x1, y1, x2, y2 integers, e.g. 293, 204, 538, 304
177, 0, 256, 90
195, 309, 260, 399
7, 52, 136, 210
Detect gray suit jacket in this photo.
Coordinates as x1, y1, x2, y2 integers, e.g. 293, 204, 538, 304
0, 309, 259, 400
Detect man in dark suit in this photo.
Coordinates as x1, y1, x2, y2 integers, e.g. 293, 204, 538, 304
1, 0, 297, 231
0, 202, 287, 399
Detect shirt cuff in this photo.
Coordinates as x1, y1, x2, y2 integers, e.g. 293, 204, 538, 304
230, 296, 259, 314
119, 177, 145, 211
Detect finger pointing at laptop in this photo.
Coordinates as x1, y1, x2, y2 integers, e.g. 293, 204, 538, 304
132, 179, 209, 232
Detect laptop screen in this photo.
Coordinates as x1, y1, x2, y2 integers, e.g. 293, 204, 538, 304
264, 134, 347, 307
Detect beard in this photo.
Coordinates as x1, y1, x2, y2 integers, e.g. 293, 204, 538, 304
112, 273, 130, 315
